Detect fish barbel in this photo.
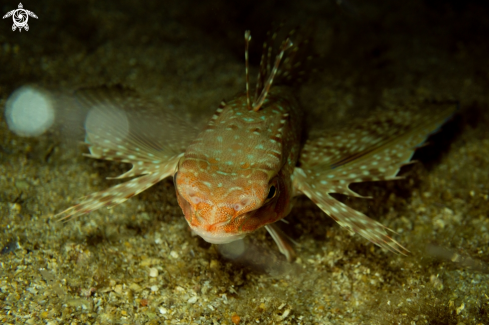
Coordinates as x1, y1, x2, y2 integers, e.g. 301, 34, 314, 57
58, 29, 456, 261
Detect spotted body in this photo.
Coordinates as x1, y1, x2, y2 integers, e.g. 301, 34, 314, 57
176, 86, 302, 246
58, 30, 456, 261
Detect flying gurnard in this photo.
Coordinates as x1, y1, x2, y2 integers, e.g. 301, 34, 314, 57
58, 30, 455, 261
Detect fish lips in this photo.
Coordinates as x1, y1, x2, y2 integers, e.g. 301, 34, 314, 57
188, 223, 247, 244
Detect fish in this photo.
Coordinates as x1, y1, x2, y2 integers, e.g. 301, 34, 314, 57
57, 29, 456, 261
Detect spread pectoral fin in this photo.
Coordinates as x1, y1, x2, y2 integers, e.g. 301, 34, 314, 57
76, 87, 198, 178
294, 103, 456, 253
57, 87, 198, 220
293, 167, 407, 253
57, 154, 182, 221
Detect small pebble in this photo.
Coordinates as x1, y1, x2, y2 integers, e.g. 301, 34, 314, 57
210, 259, 220, 269
187, 296, 198, 304
114, 285, 123, 294
231, 313, 241, 324
149, 267, 158, 277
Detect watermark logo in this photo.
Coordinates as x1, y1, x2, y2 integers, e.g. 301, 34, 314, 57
3, 3, 38, 32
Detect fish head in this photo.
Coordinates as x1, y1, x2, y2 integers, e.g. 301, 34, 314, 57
174, 157, 290, 244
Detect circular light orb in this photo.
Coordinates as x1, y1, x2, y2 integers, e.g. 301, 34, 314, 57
5, 86, 55, 137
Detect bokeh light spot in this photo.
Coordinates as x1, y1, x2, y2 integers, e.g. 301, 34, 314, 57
5, 86, 55, 137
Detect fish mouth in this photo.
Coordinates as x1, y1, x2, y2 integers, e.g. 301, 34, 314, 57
189, 225, 246, 244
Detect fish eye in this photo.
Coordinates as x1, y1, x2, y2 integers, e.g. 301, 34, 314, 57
266, 185, 277, 200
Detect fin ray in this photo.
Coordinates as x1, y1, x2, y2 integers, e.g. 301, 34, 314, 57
265, 224, 297, 262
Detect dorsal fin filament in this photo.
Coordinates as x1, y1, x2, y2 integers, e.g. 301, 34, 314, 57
252, 38, 293, 112
254, 33, 269, 103
243, 31, 294, 112
244, 31, 252, 110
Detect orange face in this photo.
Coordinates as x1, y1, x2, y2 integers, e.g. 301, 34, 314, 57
174, 158, 291, 244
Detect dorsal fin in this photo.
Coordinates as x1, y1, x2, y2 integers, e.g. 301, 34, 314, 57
252, 37, 293, 111
244, 31, 252, 110
243, 25, 316, 112
243, 30, 293, 112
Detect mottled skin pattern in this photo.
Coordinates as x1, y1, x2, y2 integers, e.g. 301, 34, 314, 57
57, 31, 456, 261
175, 86, 302, 244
